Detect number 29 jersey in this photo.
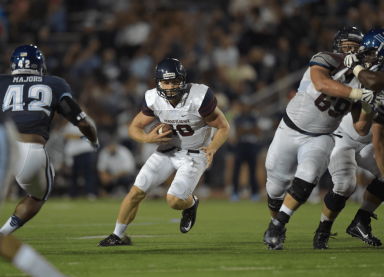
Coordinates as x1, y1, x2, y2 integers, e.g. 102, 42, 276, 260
142, 83, 217, 150
286, 52, 360, 134
0, 74, 73, 141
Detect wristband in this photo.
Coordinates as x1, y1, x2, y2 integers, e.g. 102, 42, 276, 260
353, 65, 366, 78
349, 88, 363, 100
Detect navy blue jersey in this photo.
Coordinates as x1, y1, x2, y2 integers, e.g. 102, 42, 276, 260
0, 74, 73, 141
234, 114, 259, 144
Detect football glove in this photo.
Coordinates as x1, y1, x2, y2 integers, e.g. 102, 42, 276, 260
80, 136, 100, 152
344, 53, 363, 71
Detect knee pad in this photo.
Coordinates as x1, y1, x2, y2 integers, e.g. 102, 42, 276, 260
366, 178, 384, 202
324, 189, 349, 212
268, 194, 283, 212
287, 178, 316, 204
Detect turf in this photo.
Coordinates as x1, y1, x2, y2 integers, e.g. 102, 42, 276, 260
0, 198, 383, 277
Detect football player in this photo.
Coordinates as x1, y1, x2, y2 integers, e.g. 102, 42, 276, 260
0, 118, 67, 277
98, 58, 230, 246
263, 27, 382, 250
0, 45, 99, 235
327, 28, 384, 247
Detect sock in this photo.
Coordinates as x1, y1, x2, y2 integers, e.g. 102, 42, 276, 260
318, 215, 334, 231
271, 211, 290, 229
320, 213, 335, 222
0, 215, 25, 235
189, 197, 196, 209
12, 244, 66, 277
113, 221, 129, 239
354, 209, 373, 221
280, 204, 295, 217
360, 200, 380, 213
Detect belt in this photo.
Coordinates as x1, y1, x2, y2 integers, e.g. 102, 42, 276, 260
283, 112, 331, 137
158, 147, 200, 154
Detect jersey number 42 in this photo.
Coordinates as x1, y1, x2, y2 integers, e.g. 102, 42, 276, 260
2, 85, 52, 116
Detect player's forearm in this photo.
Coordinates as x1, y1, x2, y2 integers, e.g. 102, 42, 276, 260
358, 70, 384, 91
353, 104, 373, 136
314, 78, 353, 98
77, 117, 98, 144
207, 125, 230, 152
128, 125, 148, 143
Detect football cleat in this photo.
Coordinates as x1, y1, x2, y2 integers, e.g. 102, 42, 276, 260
98, 234, 132, 247
180, 196, 199, 233
263, 224, 286, 250
313, 229, 337, 249
346, 217, 382, 247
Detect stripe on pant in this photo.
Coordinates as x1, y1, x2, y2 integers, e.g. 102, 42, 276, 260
43, 147, 53, 200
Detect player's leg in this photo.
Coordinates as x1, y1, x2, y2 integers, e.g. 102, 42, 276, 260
98, 151, 175, 246
346, 142, 383, 246
0, 144, 53, 235
231, 144, 244, 202
265, 134, 334, 250
313, 135, 357, 249
265, 121, 299, 219
247, 144, 260, 201
167, 150, 207, 233
0, 235, 67, 277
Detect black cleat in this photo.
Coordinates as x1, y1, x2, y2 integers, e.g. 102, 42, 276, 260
98, 234, 132, 247
313, 229, 337, 249
346, 216, 382, 247
180, 196, 199, 233
263, 224, 286, 250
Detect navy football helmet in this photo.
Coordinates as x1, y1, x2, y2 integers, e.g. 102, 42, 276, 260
10, 45, 47, 76
154, 58, 187, 100
358, 28, 384, 69
332, 27, 363, 54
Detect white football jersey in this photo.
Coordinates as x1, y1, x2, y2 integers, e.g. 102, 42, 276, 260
143, 83, 217, 150
286, 52, 360, 134
338, 113, 372, 144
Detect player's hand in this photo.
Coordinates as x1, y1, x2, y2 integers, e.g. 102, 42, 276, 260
80, 136, 100, 151
146, 125, 172, 145
201, 147, 216, 169
360, 88, 384, 106
344, 53, 362, 70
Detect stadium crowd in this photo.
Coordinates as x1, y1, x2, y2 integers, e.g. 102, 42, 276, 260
0, 0, 383, 199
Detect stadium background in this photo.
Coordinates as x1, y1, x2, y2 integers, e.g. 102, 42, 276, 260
0, 0, 382, 201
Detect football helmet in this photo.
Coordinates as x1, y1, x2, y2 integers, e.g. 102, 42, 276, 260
358, 28, 384, 69
154, 58, 187, 100
332, 27, 363, 54
10, 45, 47, 76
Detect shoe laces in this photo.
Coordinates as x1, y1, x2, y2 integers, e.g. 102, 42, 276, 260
182, 207, 193, 221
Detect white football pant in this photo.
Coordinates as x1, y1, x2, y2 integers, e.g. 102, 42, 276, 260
328, 132, 382, 197
14, 142, 55, 201
265, 120, 335, 200
134, 149, 207, 200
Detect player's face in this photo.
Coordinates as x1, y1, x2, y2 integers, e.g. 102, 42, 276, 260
340, 41, 360, 54
160, 78, 182, 98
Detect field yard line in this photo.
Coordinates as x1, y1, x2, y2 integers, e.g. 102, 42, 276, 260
22, 222, 159, 228
24, 234, 190, 240
128, 266, 275, 273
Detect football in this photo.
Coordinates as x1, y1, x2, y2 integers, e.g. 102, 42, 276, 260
148, 123, 173, 138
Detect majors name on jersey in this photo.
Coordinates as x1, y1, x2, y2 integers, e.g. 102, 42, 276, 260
1, 74, 74, 141
142, 83, 217, 150
286, 52, 360, 134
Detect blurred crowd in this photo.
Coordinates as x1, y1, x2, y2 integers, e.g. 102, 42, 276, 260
0, 0, 382, 199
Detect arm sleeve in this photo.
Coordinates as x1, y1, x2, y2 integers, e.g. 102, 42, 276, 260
57, 97, 87, 126
199, 88, 217, 117
141, 97, 155, 117
309, 52, 343, 71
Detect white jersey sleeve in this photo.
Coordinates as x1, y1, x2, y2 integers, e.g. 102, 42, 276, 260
142, 83, 217, 150
286, 52, 360, 134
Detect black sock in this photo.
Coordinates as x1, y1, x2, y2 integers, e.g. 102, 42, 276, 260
318, 220, 333, 231
354, 209, 372, 222
270, 211, 290, 229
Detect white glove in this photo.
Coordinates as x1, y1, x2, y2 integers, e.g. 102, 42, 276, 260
344, 53, 361, 70
80, 136, 100, 152
361, 89, 384, 106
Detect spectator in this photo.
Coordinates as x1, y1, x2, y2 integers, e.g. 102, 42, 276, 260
97, 141, 136, 196
231, 97, 261, 202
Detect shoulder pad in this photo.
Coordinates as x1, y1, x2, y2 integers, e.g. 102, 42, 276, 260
310, 52, 345, 69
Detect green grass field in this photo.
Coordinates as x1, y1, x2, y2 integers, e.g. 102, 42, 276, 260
0, 198, 383, 277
